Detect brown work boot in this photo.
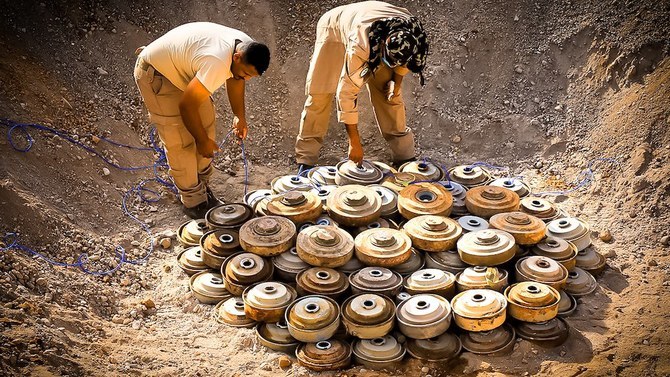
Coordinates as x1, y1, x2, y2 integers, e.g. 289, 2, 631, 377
182, 201, 210, 219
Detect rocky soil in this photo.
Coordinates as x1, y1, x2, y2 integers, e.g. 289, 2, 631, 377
1, 0, 669, 376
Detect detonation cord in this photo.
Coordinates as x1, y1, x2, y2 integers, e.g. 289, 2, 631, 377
0, 118, 249, 275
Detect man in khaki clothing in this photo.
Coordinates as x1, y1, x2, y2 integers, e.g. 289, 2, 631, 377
295, 1, 428, 172
134, 22, 270, 218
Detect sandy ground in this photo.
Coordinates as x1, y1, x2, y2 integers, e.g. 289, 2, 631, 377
0, 0, 669, 376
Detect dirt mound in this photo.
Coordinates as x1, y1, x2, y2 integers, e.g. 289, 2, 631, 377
1, 0, 669, 376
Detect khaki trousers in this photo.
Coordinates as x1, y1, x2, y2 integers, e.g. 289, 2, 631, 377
295, 47, 415, 166
134, 59, 215, 208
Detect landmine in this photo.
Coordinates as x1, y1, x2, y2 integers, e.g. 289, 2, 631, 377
175, 160, 605, 371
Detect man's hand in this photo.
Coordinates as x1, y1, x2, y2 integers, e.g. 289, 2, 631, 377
196, 138, 221, 158
348, 140, 364, 165
385, 80, 398, 102
232, 116, 248, 140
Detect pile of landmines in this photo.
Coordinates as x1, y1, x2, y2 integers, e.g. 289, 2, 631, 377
175, 160, 605, 371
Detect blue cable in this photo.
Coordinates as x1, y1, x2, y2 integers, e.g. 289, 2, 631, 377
1, 118, 249, 275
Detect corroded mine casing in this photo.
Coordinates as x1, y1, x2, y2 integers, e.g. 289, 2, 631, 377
504, 282, 560, 322
239, 216, 296, 257
424, 250, 469, 275
349, 267, 404, 298
531, 237, 578, 271
455, 266, 509, 293
341, 293, 396, 339
489, 212, 546, 245
243, 282, 297, 323
546, 217, 591, 251
296, 267, 350, 299
314, 214, 338, 227
189, 271, 231, 305
403, 269, 456, 299
355, 228, 413, 267
205, 203, 254, 230
214, 297, 256, 328
244, 189, 273, 211
272, 247, 309, 282
200, 229, 241, 270
458, 215, 489, 233
557, 290, 578, 317
177, 246, 209, 276
399, 160, 445, 181
519, 197, 562, 222
222, 252, 274, 296
391, 248, 425, 277
403, 215, 463, 252
457, 229, 518, 266
465, 186, 520, 219
308, 166, 338, 186
395, 292, 412, 305
286, 295, 341, 343
256, 320, 299, 354
381, 172, 420, 193
515, 256, 569, 290
296, 225, 354, 268
311, 185, 336, 210
515, 317, 570, 347
352, 335, 405, 369
447, 165, 492, 188
459, 323, 516, 355
327, 185, 382, 227
396, 294, 452, 339
438, 181, 469, 216
267, 191, 323, 224
271, 174, 312, 194
296, 340, 352, 371
575, 247, 607, 276
335, 160, 384, 186
398, 183, 453, 219
178, 219, 208, 247
450, 289, 507, 331
338, 255, 366, 276
372, 161, 398, 176
353, 218, 399, 238
369, 185, 399, 218
564, 267, 598, 296
490, 177, 531, 198
405, 332, 462, 362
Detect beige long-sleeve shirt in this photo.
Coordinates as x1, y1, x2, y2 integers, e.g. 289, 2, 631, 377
309, 1, 412, 124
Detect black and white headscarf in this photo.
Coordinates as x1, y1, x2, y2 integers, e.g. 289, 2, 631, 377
368, 16, 429, 85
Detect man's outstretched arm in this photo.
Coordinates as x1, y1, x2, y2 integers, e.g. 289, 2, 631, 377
180, 77, 221, 158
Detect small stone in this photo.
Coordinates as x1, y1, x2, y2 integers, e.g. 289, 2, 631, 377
514, 15, 520, 22
451, 135, 462, 144
102, 168, 111, 176
628, 212, 637, 219
91, 135, 101, 144
560, 350, 566, 357
278, 355, 291, 369
260, 363, 272, 371
421, 367, 430, 373
120, 278, 131, 287
661, 235, 669, 246
159, 238, 172, 249
534, 161, 543, 169
515, 66, 524, 74
648, 259, 658, 267
131, 240, 141, 246
554, 104, 563, 111
141, 298, 155, 309
642, 339, 649, 345
97, 67, 109, 76
131, 321, 141, 330
599, 230, 613, 243
603, 249, 617, 259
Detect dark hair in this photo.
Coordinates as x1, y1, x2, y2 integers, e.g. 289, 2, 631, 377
239, 41, 270, 75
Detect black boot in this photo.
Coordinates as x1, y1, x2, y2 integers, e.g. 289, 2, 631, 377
297, 164, 314, 175
391, 157, 417, 170
182, 201, 210, 219
206, 187, 224, 209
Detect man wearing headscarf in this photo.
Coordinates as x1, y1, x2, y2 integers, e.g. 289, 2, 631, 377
295, 1, 428, 172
